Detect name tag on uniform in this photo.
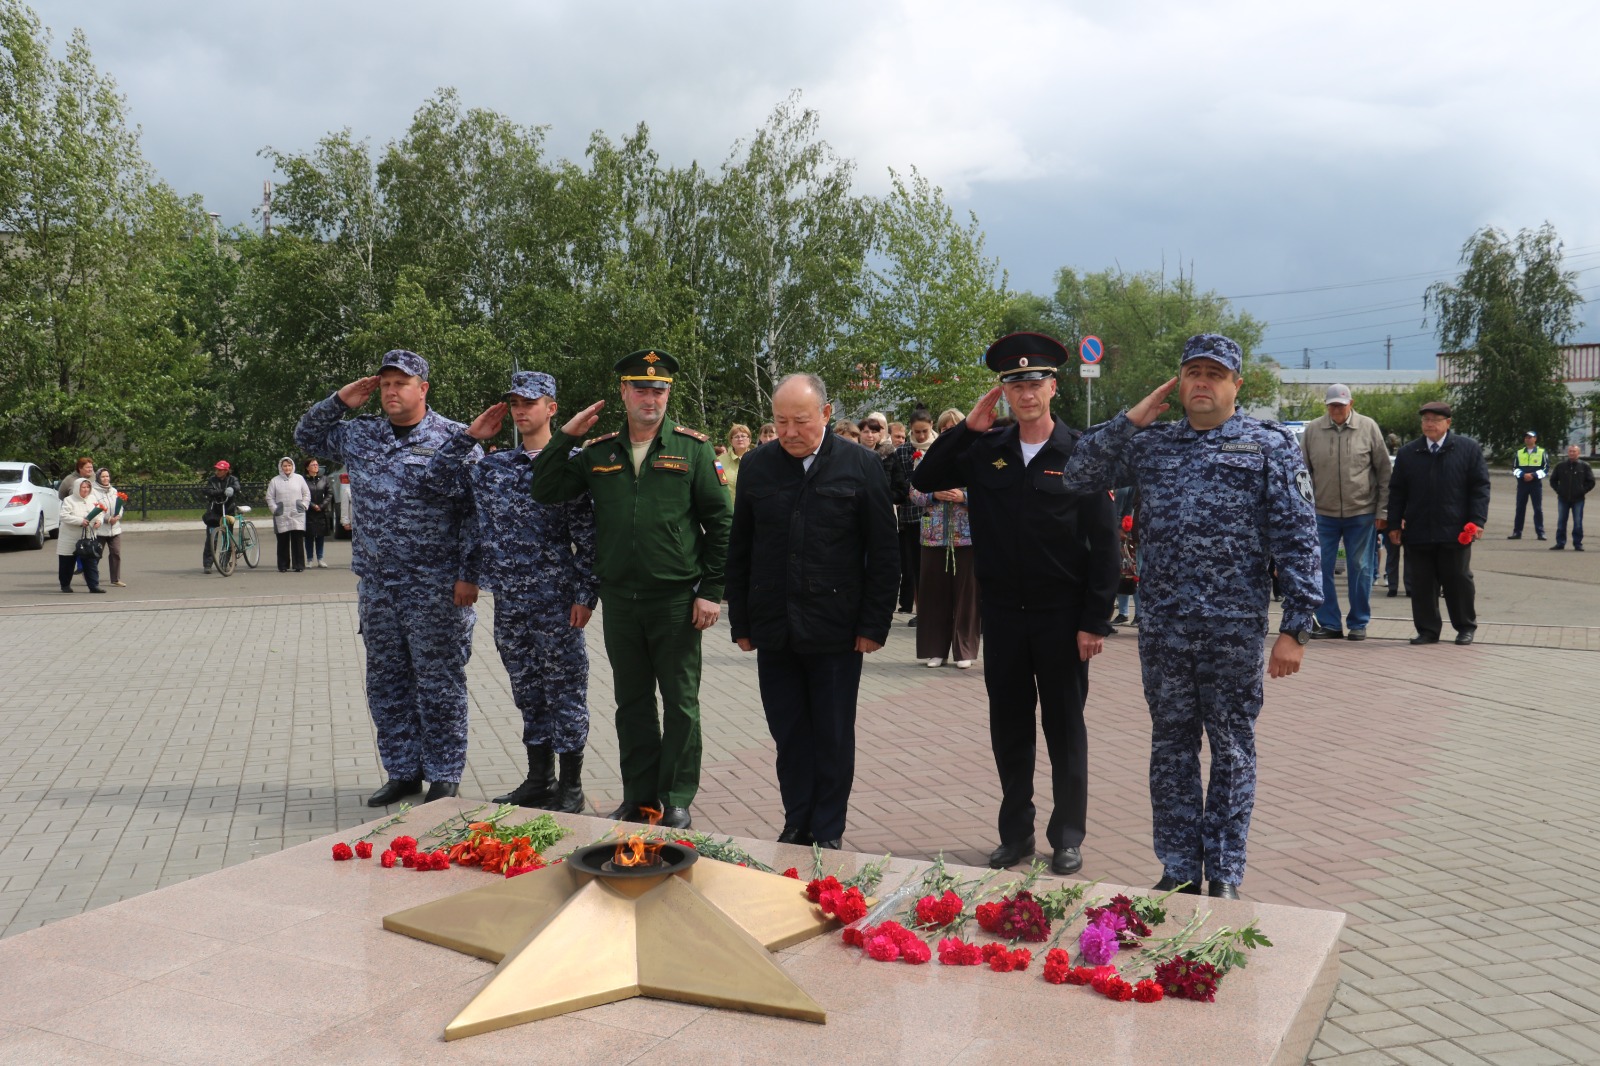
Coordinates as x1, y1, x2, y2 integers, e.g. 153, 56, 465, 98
408, 445, 436, 456
652, 459, 689, 474
1218, 442, 1261, 454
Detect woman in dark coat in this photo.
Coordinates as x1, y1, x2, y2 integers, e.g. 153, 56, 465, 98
304, 458, 333, 567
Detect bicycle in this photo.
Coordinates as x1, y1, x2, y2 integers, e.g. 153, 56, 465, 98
207, 505, 261, 576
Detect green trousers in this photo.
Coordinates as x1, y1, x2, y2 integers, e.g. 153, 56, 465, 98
600, 588, 704, 807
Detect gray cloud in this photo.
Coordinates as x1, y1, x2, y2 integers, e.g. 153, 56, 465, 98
27, 0, 1600, 370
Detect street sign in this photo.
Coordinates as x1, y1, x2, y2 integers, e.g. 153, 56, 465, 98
1079, 364, 1101, 378
1079, 336, 1103, 363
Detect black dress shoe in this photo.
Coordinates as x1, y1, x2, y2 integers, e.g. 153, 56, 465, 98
1386, 588, 1398, 597
1550, 544, 1565, 550
1208, 881, 1240, 899
987, 834, 1035, 869
606, 801, 644, 822
657, 805, 692, 830
1050, 847, 1082, 876
423, 781, 460, 802
1506, 534, 1521, 540
367, 778, 423, 807
1152, 875, 1201, 895
1309, 625, 1343, 640
1409, 634, 1439, 645
1454, 630, 1475, 646
777, 827, 814, 846
814, 839, 842, 850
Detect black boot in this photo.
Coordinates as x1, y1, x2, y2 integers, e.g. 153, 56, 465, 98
424, 780, 460, 803
494, 744, 556, 806
548, 751, 586, 814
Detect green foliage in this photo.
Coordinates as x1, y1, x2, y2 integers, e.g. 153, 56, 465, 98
1278, 381, 1453, 444
0, 1, 205, 476
1425, 224, 1581, 458
851, 167, 1009, 419
1024, 267, 1270, 427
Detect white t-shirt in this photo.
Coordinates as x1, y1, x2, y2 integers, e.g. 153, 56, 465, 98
1020, 439, 1047, 467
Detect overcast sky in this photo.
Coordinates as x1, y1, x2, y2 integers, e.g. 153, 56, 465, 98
28, 0, 1600, 371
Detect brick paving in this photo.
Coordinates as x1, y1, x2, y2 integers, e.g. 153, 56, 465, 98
1, 514, 1598, 1062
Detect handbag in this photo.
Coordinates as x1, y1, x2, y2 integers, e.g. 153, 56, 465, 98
74, 530, 104, 560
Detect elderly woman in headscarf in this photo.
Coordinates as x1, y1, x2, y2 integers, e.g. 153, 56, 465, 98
92, 466, 126, 586
58, 476, 106, 593
264, 455, 311, 572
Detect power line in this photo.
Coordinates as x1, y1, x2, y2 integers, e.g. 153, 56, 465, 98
1226, 245, 1600, 301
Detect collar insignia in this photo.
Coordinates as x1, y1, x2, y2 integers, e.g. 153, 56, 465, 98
992, 458, 1007, 469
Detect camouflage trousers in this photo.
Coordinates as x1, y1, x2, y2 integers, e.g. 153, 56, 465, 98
1137, 618, 1265, 887
357, 579, 475, 783
492, 596, 590, 754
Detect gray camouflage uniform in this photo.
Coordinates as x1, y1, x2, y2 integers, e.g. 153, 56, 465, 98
294, 351, 480, 785
1061, 334, 1321, 888
422, 423, 599, 755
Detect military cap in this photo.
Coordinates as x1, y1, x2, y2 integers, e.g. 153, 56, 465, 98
1524, 430, 1537, 438
504, 370, 556, 401
616, 349, 675, 389
377, 349, 429, 381
1180, 333, 1242, 374
1419, 400, 1453, 418
984, 332, 1071, 381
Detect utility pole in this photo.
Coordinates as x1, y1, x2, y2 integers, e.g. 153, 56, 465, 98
1385, 335, 1392, 371
261, 180, 273, 237
1302, 347, 1310, 369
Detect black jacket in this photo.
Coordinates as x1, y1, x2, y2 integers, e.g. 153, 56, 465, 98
912, 418, 1119, 629
1386, 433, 1491, 544
305, 473, 334, 537
726, 434, 899, 653
202, 474, 242, 521
1550, 458, 1595, 502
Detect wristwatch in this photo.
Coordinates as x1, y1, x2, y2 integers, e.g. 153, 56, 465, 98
1289, 628, 1311, 646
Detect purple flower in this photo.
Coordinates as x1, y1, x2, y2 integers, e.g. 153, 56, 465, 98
1078, 921, 1120, 966
1093, 909, 1127, 934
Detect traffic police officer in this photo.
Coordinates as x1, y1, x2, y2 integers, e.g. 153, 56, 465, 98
1509, 430, 1549, 540
529, 349, 733, 830
1061, 333, 1321, 899
295, 350, 481, 806
913, 333, 1121, 876
422, 371, 600, 814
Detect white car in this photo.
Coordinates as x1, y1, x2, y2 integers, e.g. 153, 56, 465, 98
0, 462, 63, 549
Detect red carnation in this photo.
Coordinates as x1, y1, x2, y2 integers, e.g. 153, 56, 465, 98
902, 939, 932, 964
806, 875, 841, 904
1134, 978, 1165, 1003
380, 849, 397, 868
354, 841, 374, 859
975, 901, 1004, 934
1121, 515, 1134, 532
390, 835, 418, 855
937, 938, 982, 965
401, 853, 416, 868
834, 892, 868, 925
675, 839, 697, 849
331, 842, 354, 861
782, 867, 800, 879
865, 935, 901, 962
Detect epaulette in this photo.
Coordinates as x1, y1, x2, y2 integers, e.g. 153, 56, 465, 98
672, 425, 710, 443
583, 431, 620, 448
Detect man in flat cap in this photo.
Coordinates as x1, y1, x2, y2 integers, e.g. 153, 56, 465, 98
1061, 334, 1321, 899
1508, 430, 1549, 540
1300, 383, 1391, 641
1386, 401, 1490, 645
422, 371, 599, 813
296, 350, 481, 806
530, 349, 732, 830
913, 332, 1120, 876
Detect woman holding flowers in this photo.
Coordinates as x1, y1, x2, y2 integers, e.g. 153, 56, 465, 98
58, 477, 105, 593
92, 467, 127, 586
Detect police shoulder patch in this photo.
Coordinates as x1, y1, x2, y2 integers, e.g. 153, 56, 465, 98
672, 425, 710, 443
1295, 468, 1314, 504
583, 431, 620, 448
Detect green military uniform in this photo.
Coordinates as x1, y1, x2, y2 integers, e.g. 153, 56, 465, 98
528, 350, 732, 812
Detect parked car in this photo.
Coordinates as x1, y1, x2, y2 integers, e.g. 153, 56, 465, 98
334, 467, 354, 539
0, 462, 63, 549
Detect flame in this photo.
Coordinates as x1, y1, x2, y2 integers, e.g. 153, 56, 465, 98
611, 805, 667, 867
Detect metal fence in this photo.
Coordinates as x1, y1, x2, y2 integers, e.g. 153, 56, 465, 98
122, 482, 269, 519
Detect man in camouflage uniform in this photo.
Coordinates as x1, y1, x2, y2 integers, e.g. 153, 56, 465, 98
421, 371, 599, 814
296, 350, 481, 807
530, 349, 732, 831
1062, 334, 1320, 899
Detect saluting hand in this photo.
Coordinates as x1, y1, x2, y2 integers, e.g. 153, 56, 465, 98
966, 386, 1003, 433
1128, 377, 1177, 428
467, 402, 507, 441
561, 401, 606, 439
337, 376, 381, 409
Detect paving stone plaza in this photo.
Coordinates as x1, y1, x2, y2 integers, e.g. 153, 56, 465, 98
1, 485, 1597, 1063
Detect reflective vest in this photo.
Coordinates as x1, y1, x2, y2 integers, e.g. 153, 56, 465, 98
1516, 447, 1546, 469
